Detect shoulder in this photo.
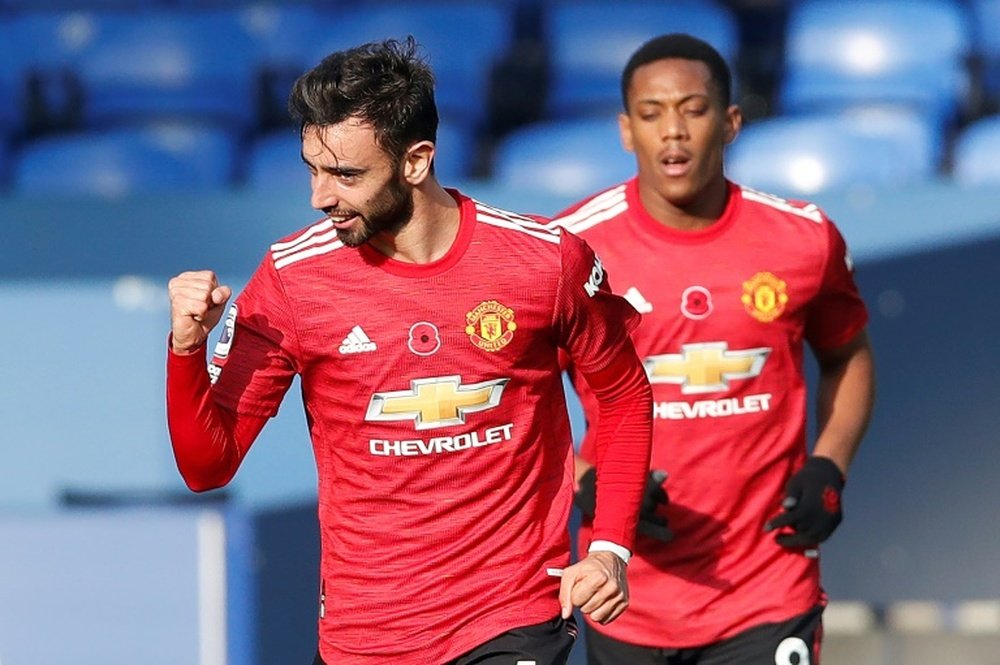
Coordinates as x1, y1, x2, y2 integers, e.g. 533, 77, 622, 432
469, 197, 563, 248
550, 182, 630, 237
266, 217, 349, 272
736, 184, 831, 227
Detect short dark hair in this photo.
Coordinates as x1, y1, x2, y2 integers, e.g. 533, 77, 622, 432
620, 33, 732, 110
289, 37, 438, 161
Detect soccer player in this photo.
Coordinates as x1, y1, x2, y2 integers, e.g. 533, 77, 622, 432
166, 39, 653, 665
553, 34, 876, 665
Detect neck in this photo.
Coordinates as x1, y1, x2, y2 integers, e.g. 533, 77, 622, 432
368, 180, 460, 263
638, 176, 730, 231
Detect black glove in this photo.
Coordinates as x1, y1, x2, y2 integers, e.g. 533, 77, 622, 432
765, 456, 845, 548
575, 467, 673, 542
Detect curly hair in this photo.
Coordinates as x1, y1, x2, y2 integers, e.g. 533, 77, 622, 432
289, 37, 438, 161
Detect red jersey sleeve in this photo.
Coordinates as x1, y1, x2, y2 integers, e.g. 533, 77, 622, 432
553, 231, 640, 372
555, 231, 652, 550
210, 254, 300, 416
166, 254, 300, 491
805, 219, 869, 350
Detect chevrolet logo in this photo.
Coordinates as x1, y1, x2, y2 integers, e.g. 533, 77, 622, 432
365, 375, 510, 430
645, 342, 770, 394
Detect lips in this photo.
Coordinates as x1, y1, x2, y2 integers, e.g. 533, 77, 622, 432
660, 150, 692, 177
326, 213, 359, 229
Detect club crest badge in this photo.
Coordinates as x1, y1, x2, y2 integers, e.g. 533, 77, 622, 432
465, 300, 516, 352
741, 272, 788, 322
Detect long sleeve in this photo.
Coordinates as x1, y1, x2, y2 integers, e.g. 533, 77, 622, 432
166, 341, 268, 491
579, 345, 653, 551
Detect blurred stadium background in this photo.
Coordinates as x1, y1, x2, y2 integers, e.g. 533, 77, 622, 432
1, 0, 999, 663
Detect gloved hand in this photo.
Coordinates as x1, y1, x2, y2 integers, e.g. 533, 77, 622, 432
575, 467, 673, 542
765, 456, 845, 548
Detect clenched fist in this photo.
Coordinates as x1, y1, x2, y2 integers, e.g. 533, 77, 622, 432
168, 270, 232, 355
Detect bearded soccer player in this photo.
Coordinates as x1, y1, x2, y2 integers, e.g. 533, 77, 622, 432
166, 39, 653, 665
553, 34, 876, 665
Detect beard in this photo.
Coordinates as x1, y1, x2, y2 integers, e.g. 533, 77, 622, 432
333, 171, 414, 248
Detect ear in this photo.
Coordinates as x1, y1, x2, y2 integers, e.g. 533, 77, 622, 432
402, 140, 435, 185
723, 104, 743, 146
618, 112, 635, 153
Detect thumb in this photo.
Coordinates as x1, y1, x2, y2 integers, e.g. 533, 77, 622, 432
212, 285, 233, 306
558, 570, 575, 619
765, 497, 800, 532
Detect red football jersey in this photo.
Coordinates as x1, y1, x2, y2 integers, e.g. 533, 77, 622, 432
555, 179, 868, 647
207, 191, 641, 663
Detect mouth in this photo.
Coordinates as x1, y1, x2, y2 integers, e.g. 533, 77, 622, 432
325, 212, 360, 229
659, 151, 692, 177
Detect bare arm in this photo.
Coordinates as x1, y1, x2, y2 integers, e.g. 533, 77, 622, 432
812, 329, 876, 474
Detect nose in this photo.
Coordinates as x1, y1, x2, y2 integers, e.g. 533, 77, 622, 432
660, 108, 687, 141
310, 172, 339, 212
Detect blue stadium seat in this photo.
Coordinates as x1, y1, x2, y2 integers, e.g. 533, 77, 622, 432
0, 137, 8, 188
725, 111, 938, 197
0, 0, 156, 8
952, 115, 1000, 185
245, 128, 307, 191
545, 0, 739, 118
213, 4, 332, 125
0, 20, 21, 136
13, 126, 238, 197
434, 118, 478, 184
308, 2, 512, 134
969, 0, 1000, 102
0, 11, 110, 134
76, 12, 258, 131
491, 117, 634, 198
780, 0, 973, 128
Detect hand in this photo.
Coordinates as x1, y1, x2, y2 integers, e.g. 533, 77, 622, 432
575, 467, 673, 542
168, 270, 232, 355
765, 456, 845, 548
559, 551, 628, 624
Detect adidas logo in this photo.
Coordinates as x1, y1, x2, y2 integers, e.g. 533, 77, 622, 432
623, 286, 653, 313
339, 325, 377, 354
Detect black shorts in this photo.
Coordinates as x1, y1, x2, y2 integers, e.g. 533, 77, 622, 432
313, 615, 578, 665
585, 605, 823, 665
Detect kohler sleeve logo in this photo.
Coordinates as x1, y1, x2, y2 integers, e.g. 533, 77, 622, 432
583, 255, 606, 297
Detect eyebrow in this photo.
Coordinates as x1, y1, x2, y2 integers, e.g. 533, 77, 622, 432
634, 92, 712, 107
300, 153, 367, 176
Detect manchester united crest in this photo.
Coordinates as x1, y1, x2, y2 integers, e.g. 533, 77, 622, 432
741, 272, 788, 322
465, 300, 517, 352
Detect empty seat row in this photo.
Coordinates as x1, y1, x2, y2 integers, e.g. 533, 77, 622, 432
0, 2, 517, 138
490, 111, 1000, 200
5, 0, 999, 149
3, 109, 1000, 199
2, 116, 477, 197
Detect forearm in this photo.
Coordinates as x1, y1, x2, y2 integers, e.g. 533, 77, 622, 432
813, 333, 876, 474
166, 342, 265, 491
582, 349, 653, 550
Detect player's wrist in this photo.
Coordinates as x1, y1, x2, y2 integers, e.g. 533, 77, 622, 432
588, 540, 631, 565
169, 334, 207, 357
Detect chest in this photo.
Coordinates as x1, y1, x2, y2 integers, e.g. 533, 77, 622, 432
593, 231, 825, 356
284, 270, 561, 395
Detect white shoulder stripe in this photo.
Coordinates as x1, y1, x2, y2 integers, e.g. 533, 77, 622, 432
273, 239, 344, 269
740, 186, 824, 223
476, 213, 561, 244
473, 200, 551, 230
270, 219, 335, 252
271, 227, 340, 261
568, 201, 628, 233
552, 186, 627, 230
